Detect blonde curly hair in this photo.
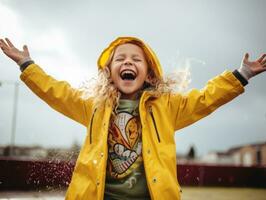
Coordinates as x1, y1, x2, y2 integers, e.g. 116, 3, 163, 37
79, 41, 191, 111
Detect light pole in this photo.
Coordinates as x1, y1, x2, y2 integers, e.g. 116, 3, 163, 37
0, 80, 20, 156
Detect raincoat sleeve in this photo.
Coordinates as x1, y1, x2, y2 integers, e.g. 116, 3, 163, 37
20, 63, 92, 127
169, 71, 245, 131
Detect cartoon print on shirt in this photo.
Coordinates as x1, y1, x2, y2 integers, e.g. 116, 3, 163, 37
107, 111, 142, 178
126, 117, 139, 147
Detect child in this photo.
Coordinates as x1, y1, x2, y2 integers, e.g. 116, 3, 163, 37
0, 37, 265, 200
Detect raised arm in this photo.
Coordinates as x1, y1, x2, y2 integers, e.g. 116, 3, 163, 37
0, 38, 93, 127
169, 53, 266, 131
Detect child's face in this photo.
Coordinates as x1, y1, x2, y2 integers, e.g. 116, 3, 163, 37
109, 43, 149, 100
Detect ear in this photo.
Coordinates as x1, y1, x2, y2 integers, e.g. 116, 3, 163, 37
145, 70, 157, 86
145, 73, 153, 84
106, 65, 111, 74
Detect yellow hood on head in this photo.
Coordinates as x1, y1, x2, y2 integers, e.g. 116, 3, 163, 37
97, 36, 163, 78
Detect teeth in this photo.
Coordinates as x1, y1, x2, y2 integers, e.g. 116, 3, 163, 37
120, 70, 136, 80
121, 70, 136, 76
121, 71, 135, 76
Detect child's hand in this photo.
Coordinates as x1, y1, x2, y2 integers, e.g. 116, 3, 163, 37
0, 38, 30, 64
238, 53, 266, 80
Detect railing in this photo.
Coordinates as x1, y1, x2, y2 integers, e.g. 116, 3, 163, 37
177, 163, 266, 187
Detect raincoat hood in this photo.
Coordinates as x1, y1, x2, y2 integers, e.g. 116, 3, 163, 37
97, 36, 163, 78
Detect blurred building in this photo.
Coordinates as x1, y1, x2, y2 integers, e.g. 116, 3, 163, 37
201, 142, 266, 166
0, 145, 47, 159
0, 141, 81, 161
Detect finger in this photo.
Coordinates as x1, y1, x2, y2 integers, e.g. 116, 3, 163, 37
0, 41, 8, 51
261, 55, 266, 65
257, 53, 266, 63
23, 45, 30, 56
255, 64, 266, 75
23, 45, 28, 52
243, 53, 249, 62
5, 38, 15, 48
0, 39, 9, 48
0, 45, 6, 51
0, 44, 4, 51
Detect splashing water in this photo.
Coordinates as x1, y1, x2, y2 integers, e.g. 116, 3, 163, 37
26, 149, 79, 192
165, 50, 206, 93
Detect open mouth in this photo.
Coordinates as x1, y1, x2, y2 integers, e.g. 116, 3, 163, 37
120, 69, 137, 81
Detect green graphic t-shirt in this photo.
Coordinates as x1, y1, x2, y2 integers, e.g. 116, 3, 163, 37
104, 99, 150, 200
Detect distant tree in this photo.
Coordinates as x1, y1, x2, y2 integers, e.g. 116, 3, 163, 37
187, 145, 196, 159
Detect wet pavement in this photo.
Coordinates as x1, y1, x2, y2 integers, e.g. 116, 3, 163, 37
0, 190, 65, 199
1, 187, 266, 200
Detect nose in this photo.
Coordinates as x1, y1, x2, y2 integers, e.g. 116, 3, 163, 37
124, 60, 133, 66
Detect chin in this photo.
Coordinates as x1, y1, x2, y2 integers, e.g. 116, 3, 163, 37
119, 89, 140, 99
120, 87, 139, 94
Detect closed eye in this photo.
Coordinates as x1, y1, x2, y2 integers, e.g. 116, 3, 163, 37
115, 58, 124, 61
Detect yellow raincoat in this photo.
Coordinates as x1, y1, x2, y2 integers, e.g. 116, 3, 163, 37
20, 37, 244, 200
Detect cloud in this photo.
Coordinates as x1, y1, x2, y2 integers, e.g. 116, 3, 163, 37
0, 0, 265, 156
0, 2, 23, 40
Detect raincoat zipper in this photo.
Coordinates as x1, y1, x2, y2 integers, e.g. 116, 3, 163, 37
149, 106, 161, 143
89, 108, 97, 144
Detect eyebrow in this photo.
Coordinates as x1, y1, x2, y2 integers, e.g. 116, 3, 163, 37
115, 53, 142, 58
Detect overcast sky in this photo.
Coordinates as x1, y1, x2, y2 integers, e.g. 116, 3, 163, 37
0, 0, 265, 156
